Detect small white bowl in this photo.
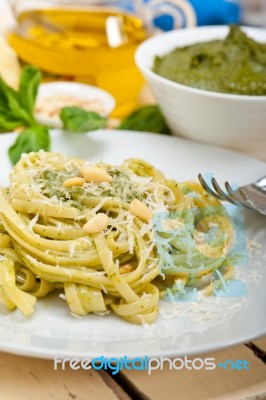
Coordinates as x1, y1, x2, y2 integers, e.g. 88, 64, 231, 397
135, 26, 266, 153
35, 82, 116, 128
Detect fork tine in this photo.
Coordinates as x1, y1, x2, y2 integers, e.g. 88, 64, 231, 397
211, 177, 237, 205
239, 187, 266, 214
225, 181, 254, 209
239, 187, 249, 201
224, 181, 244, 207
199, 174, 266, 214
198, 173, 220, 199
239, 187, 256, 209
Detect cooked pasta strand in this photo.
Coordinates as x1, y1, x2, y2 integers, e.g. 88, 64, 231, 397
0, 151, 235, 324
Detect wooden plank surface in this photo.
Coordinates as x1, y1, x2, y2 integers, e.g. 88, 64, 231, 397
121, 342, 266, 400
0, 342, 265, 400
0, 351, 131, 400
252, 337, 266, 352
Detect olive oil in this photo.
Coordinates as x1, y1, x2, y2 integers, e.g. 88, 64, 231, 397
9, 9, 147, 117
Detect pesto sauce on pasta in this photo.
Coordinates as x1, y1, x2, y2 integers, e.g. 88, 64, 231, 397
0, 151, 235, 324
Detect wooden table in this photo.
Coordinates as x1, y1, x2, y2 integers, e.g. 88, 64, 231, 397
0, 337, 265, 400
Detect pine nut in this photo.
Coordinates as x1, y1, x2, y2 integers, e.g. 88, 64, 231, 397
129, 199, 152, 222
63, 177, 85, 188
80, 166, 113, 183
83, 213, 109, 234
119, 264, 133, 274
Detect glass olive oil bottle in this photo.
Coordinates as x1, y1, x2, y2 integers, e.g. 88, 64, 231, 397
9, 8, 147, 117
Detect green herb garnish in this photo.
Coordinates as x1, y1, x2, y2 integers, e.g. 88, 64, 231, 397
0, 65, 50, 164
2, 66, 171, 166
60, 107, 107, 133
118, 105, 171, 135
8, 126, 50, 165
0, 65, 40, 132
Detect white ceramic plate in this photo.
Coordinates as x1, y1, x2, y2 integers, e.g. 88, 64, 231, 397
0, 130, 265, 359
35, 82, 116, 128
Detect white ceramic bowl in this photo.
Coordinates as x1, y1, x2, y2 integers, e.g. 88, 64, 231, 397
135, 26, 266, 153
35, 82, 116, 128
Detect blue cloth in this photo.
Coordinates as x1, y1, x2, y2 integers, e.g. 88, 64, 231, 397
142, 0, 241, 31
189, 0, 240, 26
116, 1, 241, 30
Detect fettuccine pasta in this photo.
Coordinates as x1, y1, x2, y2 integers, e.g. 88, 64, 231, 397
0, 152, 235, 324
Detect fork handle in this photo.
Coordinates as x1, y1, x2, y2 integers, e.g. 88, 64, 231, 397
255, 176, 266, 192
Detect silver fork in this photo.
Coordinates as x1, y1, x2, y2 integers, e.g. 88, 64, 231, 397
198, 174, 266, 216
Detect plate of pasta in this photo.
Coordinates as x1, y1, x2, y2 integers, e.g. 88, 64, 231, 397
0, 129, 265, 359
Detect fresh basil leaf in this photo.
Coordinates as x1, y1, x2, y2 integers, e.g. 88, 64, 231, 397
118, 105, 171, 135
19, 65, 41, 117
0, 77, 34, 126
8, 126, 51, 165
0, 77, 21, 112
0, 105, 26, 132
0, 113, 24, 132
60, 107, 107, 133
0, 77, 18, 105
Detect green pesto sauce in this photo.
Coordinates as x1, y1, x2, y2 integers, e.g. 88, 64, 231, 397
39, 167, 143, 207
40, 169, 85, 209
153, 25, 266, 95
